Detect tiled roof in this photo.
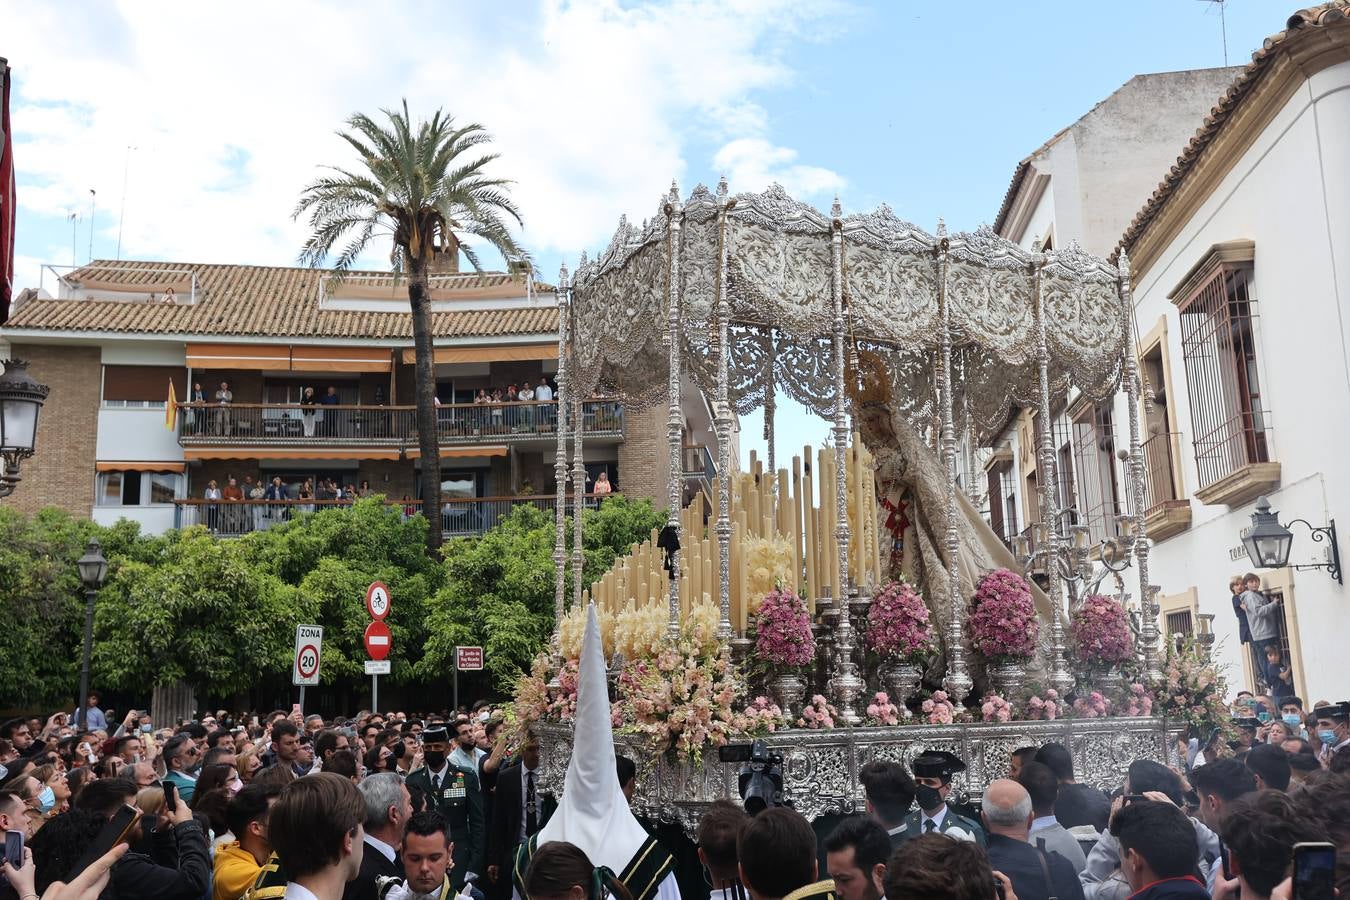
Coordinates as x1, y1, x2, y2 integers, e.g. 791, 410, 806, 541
1116, 1, 1350, 261
3, 259, 558, 341
991, 126, 1070, 236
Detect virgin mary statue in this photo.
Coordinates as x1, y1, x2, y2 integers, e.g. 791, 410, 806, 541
848, 349, 1055, 682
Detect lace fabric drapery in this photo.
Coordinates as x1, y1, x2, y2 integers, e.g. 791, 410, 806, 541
568, 183, 1126, 425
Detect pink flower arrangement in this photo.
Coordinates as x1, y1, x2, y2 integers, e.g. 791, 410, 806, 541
1120, 682, 1154, 717
979, 694, 1014, 723
615, 652, 746, 761
513, 656, 581, 727
865, 691, 908, 726
1155, 639, 1229, 738
797, 694, 838, 729
1072, 691, 1111, 718
866, 580, 933, 661
967, 568, 1040, 662
921, 690, 957, 725
1023, 689, 1062, 720
755, 587, 815, 669
1069, 595, 1135, 666
740, 696, 789, 733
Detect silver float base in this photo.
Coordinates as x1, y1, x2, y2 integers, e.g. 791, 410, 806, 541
535, 716, 1170, 838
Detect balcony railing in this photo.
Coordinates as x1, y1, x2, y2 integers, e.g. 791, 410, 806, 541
175, 400, 624, 447
172, 493, 609, 538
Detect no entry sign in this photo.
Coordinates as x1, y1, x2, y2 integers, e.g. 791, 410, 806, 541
364, 620, 392, 661
293, 624, 324, 686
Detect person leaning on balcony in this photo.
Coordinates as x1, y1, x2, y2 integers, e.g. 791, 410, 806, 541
490, 388, 505, 433
298, 479, 315, 514
535, 378, 554, 430
594, 470, 613, 496
300, 386, 319, 437
321, 385, 340, 436
214, 381, 233, 435
222, 477, 245, 533
264, 476, 289, 522
518, 382, 535, 429
204, 479, 223, 532
188, 381, 207, 433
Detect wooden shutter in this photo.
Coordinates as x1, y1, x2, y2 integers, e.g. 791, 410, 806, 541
103, 365, 187, 402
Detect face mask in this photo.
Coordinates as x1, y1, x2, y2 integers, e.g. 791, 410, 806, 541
477, 712, 490, 723
915, 784, 943, 812
36, 785, 56, 814
1319, 730, 1338, 745
141, 724, 153, 734
1283, 714, 1302, 727
1257, 711, 1272, 724
229, 777, 243, 794
424, 750, 447, 770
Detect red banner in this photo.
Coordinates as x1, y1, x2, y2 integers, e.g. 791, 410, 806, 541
0, 58, 15, 325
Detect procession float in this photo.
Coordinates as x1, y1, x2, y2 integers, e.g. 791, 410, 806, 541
512, 181, 1228, 835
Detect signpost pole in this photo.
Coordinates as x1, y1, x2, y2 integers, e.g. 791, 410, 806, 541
453, 657, 459, 713
372, 674, 378, 714
298, 685, 306, 717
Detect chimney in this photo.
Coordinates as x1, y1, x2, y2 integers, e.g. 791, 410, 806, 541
428, 232, 460, 275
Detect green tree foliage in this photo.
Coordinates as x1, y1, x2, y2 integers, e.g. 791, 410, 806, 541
3, 495, 662, 707
92, 527, 301, 698
424, 496, 664, 688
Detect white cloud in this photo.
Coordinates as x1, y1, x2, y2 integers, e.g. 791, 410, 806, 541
712, 137, 845, 198
5, 0, 848, 285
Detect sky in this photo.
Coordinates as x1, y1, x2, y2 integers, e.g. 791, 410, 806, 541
4, 0, 1287, 466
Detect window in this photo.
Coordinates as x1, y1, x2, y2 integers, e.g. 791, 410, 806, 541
986, 460, 1018, 546
1141, 342, 1180, 510
96, 470, 183, 506
1174, 245, 1270, 489
1071, 402, 1121, 545
103, 366, 186, 408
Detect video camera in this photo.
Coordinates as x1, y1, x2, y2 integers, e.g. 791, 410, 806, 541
719, 739, 787, 814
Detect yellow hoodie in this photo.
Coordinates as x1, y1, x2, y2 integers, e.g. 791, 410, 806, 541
214, 840, 263, 900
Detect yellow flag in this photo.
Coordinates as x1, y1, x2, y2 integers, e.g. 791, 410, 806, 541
165, 377, 178, 431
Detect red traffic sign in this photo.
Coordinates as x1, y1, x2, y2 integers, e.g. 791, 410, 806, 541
455, 646, 484, 671
297, 644, 320, 678
366, 581, 391, 620
364, 620, 392, 661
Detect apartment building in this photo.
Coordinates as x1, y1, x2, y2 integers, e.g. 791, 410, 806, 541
0, 259, 720, 536
988, 4, 1350, 700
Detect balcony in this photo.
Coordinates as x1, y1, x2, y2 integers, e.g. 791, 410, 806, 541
175, 400, 624, 454
172, 493, 607, 538
1192, 410, 1279, 507
1142, 431, 1191, 542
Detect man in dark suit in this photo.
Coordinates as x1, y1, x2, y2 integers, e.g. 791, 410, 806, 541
858, 759, 917, 850
981, 779, 1084, 900
485, 732, 553, 896
406, 725, 486, 892
342, 771, 411, 900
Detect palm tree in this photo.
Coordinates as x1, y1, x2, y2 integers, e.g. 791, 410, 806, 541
295, 101, 528, 551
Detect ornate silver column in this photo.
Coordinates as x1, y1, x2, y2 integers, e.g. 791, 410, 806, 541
827, 200, 863, 725
571, 291, 586, 612
1118, 250, 1160, 681
666, 182, 685, 643
1032, 253, 1074, 695
937, 222, 973, 706
552, 264, 572, 664
714, 179, 734, 642
763, 329, 776, 482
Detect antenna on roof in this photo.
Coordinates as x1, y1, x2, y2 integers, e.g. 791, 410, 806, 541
116, 146, 136, 260
1197, 0, 1229, 66
67, 210, 80, 267
88, 189, 96, 263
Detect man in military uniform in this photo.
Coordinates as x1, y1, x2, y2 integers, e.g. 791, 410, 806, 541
407, 724, 486, 891
902, 750, 986, 846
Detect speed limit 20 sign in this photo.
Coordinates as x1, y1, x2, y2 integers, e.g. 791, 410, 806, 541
293, 624, 324, 686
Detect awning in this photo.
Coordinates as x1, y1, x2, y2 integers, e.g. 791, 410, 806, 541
290, 345, 392, 373
183, 448, 402, 461
96, 461, 188, 473
401, 344, 556, 365
187, 342, 291, 371
405, 446, 508, 459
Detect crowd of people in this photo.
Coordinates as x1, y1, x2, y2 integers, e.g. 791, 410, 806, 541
1, 683, 1345, 900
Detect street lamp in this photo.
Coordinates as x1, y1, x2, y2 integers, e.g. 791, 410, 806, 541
76, 538, 108, 729
1241, 495, 1342, 585
0, 359, 51, 499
